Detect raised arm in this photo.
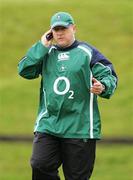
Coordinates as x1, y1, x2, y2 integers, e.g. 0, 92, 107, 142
90, 47, 118, 99
18, 30, 53, 79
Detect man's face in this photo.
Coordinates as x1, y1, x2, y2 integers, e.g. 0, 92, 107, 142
52, 25, 76, 47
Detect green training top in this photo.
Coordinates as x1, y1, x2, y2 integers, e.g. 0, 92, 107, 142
18, 40, 117, 139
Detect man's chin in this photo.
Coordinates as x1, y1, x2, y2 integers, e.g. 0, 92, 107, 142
57, 42, 68, 48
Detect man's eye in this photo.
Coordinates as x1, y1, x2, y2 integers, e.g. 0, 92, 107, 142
53, 27, 67, 31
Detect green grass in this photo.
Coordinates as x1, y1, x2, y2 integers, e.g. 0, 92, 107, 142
0, 0, 132, 137
0, 1, 133, 179
0, 142, 132, 180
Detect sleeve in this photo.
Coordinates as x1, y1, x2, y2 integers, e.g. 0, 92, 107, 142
90, 47, 118, 99
18, 41, 49, 79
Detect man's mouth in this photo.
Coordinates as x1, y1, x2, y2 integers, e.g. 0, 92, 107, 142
57, 36, 64, 40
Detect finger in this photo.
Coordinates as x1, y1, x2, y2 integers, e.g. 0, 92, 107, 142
41, 29, 53, 46
90, 87, 102, 94
91, 88, 101, 93
90, 89, 102, 95
92, 84, 101, 88
92, 77, 98, 83
92, 78, 102, 87
91, 85, 101, 90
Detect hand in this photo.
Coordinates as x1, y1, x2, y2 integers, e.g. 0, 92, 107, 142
41, 29, 53, 47
90, 78, 105, 95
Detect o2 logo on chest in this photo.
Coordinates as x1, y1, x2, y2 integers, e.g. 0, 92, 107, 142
53, 76, 74, 99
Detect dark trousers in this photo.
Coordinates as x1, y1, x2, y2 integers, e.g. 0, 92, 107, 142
30, 132, 96, 180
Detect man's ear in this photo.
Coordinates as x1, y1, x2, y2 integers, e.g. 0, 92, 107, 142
73, 25, 76, 33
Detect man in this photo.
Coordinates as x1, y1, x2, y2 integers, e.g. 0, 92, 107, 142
18, 12, 118, 180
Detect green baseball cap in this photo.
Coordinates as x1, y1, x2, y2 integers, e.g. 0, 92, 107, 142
50, 12, 74, 29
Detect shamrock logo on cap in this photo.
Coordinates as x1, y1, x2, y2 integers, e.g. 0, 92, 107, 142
57, 15, 61, 20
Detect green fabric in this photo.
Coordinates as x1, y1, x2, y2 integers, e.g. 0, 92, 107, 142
18, 41, 116, 139
91, 63, 117, 99
50, 12, 74, 29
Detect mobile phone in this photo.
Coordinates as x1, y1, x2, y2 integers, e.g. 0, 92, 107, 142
46, 32, 53, 41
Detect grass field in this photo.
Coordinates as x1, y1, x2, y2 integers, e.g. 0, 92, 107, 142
0, 142, 132, 180
0, 0, 133, 137
0, 0, 133, 179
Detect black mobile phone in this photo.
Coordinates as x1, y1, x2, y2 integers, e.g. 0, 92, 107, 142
46, 32, 53, 41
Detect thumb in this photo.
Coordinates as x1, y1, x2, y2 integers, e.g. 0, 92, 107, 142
92, 77, 98, 84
